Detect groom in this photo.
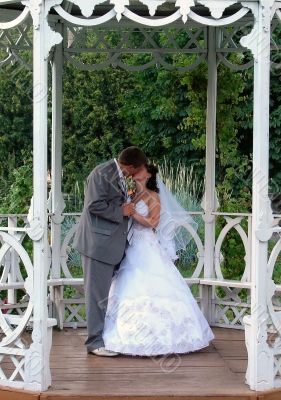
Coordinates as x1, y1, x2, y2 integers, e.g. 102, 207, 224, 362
73, 146, 148, 356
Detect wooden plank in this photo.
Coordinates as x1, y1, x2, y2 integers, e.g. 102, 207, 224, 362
50, 348, 217, 361
51, 367, 240, 381
5, 326, 281, 399
47, 326, 253, 397
211, 327, 245, 341
49, 353, 225, 369
0, 387, 39, 400
47, 366, 253, 394
213, 341, 248, 357
225, 359, 248, 373
50, 344, 217, 353
258, 390, 281, 400
41, 395, 257, 400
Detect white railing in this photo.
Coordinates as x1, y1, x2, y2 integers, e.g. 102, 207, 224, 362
51, 210, 281, 332
0, 215, 55, 388
46, 211, 259, 329
1, 210, 281, 336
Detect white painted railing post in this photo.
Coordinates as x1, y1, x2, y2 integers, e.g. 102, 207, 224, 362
23, 0, 63, 391
240, 1, 275, 391
7, 216, 18, 305
50, 21, 65, 330
201, 26, 218, 323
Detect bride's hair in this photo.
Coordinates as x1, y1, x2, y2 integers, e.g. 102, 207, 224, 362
146, 164, 159, 193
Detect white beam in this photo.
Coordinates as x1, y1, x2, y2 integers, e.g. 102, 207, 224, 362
23, 0, 63, 391
241, 1, 275, 391
51, 21, 64, 278
26, 7, 50, 391
50, 22, 65, 329
201, 25, 218, 323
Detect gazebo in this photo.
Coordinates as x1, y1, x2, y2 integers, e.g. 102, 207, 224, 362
0, 0, 281, 397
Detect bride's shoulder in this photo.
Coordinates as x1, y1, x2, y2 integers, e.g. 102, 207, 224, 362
147, 190, 160, 203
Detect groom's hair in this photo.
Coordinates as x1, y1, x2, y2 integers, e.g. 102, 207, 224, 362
118, 146, 148, 167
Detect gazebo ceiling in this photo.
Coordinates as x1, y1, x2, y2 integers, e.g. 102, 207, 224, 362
0, 0, 259, 73
0, 0, 245, 18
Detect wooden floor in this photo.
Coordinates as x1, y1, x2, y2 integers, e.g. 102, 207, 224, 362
1, 327, 281, 400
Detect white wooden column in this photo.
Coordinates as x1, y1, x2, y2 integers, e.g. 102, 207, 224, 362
50, 22, 65, 329
23, 0, 63, 391
241, 1, 274, 391
25, 6, 50, 391
201, 26, 218, 322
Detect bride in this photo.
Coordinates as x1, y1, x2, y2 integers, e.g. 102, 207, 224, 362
102, 164, 214, 356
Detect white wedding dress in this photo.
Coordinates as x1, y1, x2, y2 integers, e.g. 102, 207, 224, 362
102, 199, 215, 356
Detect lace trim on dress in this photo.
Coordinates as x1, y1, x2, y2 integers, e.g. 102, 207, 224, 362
103, 296, 215, 356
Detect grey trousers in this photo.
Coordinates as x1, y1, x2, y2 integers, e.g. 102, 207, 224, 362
82, 254, 124, 353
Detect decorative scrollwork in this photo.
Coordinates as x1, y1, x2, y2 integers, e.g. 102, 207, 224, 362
271, 10, 281, 69
240, 1, 277, 61
267, 236, 281, 331
0, 7, 30, 30
53, 0, 251, 28
176, 0, 195, 24
198, 0, 238, 19
0, 17, 32, 68
0, 232, 33, 347
189, 6, 249, 27
240, 2, 259, 59
68, 0, 107, 18
27, 200, 44, 241
54, 4, 117, 26
217, 20, 254, 71
265, 232, 281, 382
64, 24, 207, 72
139, 0, 166, 17
215, 216, 250, 282
0, 3, 263, 73
111, 0, 130, 22
22, 0, 63, 58
211, 214, 251, 328
60, 216, 80, 279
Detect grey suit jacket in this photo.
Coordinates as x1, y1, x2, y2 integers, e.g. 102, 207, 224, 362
72, 159, 128, 265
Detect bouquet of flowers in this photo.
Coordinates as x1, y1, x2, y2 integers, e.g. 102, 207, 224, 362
126, 176, 136, 200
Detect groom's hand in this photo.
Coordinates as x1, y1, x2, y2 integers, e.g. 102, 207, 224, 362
122, 203, 135, 216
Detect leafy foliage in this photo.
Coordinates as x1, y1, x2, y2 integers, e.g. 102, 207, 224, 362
0, 66, 32, 177
0, 150, 32, 213
2, 47, 281, 287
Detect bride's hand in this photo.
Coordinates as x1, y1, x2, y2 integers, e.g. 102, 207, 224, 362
132, 207, 142, 221
132, 209, 138, 219
122, 202, 135, 216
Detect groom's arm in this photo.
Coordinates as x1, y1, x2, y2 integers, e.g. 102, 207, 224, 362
85, 167, 124, 224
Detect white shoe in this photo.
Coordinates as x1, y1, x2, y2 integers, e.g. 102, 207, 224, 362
89, 347, 119, 357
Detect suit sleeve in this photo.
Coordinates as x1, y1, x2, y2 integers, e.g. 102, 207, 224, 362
85, 168, 124, 224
